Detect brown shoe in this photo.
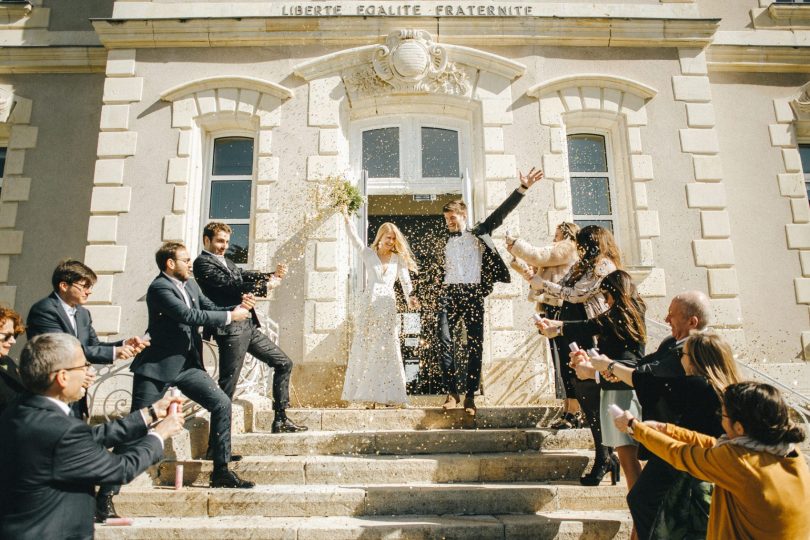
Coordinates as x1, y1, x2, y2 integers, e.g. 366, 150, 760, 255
442, 393, 461, 410
463, 396, 477, 416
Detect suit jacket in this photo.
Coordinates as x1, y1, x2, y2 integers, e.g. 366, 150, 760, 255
0, 355, 24, 415
193, 250, 270, 335
424, 188, 525, 298
129, 273, 230, 383
27, 292, 123, 364
635, 336, 685, 378
0, 394, 163, 540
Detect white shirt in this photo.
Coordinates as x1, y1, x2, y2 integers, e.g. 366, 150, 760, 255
162, 272, 231, 325
444, 231, 483, 285
57, 296, 78, 333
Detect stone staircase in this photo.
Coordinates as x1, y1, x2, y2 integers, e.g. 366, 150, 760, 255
95, 400, 632, 539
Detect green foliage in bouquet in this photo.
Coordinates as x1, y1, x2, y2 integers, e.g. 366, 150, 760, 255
327, 175, 365, 216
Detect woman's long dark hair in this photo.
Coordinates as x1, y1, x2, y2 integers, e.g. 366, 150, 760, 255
564, 225, 622, 287
723, 382, 806, 446
594, 270, 646, 345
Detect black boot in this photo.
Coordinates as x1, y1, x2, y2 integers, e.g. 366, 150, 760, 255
580, 452, 620, 486
210, 465, 255, 489
271, 411, 308, 434
94, 492, 120, 523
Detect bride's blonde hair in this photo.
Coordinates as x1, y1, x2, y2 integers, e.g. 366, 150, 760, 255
371, 222, 418, 272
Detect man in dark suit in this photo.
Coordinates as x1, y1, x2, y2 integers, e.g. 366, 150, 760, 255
0, 333, 184, 540
27, 260, 148, 419
430, 167, 543, 416
193, 222, 307, 434
96, 242, 254, 522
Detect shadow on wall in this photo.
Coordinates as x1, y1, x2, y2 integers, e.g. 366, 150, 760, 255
485, 332, 555, 406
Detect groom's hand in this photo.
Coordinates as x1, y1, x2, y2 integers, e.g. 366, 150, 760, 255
519, 167, 543, 189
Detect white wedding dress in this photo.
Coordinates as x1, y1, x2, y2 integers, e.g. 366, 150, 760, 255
342, 220, 412, 405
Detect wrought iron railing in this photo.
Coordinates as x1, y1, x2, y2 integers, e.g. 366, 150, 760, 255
89, 313, 277, 420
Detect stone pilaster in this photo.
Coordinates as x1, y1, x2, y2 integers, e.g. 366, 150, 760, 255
676, 48, 746, 351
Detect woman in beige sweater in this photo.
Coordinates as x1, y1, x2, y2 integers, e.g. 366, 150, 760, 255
615, 381, 810, 540
507, 222, 580, 427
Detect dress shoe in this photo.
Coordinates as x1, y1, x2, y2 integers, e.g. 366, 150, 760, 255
205, 448, 243, 462
442, 393, 461, 410
210, 467, 255, 489
271, 417, 308, 433
580, 454, 620, 486
463, 396, 477, 416
94, 492, 121, 523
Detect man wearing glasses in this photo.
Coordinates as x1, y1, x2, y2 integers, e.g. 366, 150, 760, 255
27, 260, 150, 421
0, 333, 185, 540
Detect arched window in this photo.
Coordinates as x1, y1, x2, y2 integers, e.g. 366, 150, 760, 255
567, 133, 618, 233
203, 135, 254, 264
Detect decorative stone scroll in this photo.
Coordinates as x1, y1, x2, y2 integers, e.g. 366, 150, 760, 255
344, 29, 470, 98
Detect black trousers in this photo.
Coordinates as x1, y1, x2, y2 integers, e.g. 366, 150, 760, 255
437, 285, 485, 397
627, 453, 681, 539
98, 365, 233, 497
214, 323, 292, 410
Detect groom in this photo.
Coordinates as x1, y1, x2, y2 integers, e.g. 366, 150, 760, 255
433, 168, 543, 416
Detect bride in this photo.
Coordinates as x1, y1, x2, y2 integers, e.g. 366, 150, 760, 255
342, 212, 419, 407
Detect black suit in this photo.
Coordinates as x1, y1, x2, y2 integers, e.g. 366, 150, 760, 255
98, 274, 234, 500
0, 394, 162, 540
193, 251, 292, 408
27, 292, 124, 419
430, 188, 526, 396
0, 355, 25, 415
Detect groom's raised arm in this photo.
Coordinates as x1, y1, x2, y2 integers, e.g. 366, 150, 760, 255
474, 167, 543, 236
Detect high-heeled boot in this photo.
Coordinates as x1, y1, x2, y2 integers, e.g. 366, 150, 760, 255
580, 453, 620, 486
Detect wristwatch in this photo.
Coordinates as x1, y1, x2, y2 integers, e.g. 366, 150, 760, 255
607, 361, 617, 374
147, 404, 159, 425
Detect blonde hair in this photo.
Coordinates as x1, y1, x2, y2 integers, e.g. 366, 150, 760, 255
683, 331, 741, 399
371, 222, 418, 272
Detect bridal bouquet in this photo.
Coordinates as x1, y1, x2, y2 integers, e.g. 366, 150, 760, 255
327, 175, 365, 216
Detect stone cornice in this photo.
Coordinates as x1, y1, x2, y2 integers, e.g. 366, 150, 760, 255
707, 45, 810, 72
0, 46, 106, 73
91, 16, 720, 49
160, 76, 294, 101
768, 3, 810, 24
526, 74, 657, 99
294, 42, 525, 81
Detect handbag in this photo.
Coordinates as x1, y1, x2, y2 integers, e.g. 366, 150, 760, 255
651, 472, 713, 540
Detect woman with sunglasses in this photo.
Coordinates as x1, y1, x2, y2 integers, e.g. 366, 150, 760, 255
0, 306, 25, 414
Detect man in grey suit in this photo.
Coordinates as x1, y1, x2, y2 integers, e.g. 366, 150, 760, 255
0, 333, 184, 540
97, 242, 254, 521
27, 260, 149, 419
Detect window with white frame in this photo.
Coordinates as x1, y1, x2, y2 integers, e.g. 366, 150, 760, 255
204, 136, 254, 264
567, 133, 618, 234
355, 117, 465, 194
800, 144, 810, 203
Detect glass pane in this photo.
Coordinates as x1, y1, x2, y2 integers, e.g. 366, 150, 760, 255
568, 134, 607, 173
213, 137, 254, 176
574, 219, 614, 233
226, 224, 249, 264
571, 176, 611, 215
363, 128, 399, 178
421, 127, 459, 178
0, 147, 6, 178
799, 145, 810, 174
209, 180, 251, 219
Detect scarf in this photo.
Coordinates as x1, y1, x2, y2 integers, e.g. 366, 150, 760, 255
715, 434, 795, 457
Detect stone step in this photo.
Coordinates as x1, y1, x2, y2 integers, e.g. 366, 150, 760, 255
266, 406, 559, 432
232, 428, 594, 456
95, 511, 631, 540
156, 451, 594, 486
114, 483, 628, 518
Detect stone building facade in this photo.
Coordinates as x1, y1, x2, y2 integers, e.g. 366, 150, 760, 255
2, 0, 810, 410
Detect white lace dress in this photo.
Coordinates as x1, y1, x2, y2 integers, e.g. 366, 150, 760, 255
342, 222, 413, 405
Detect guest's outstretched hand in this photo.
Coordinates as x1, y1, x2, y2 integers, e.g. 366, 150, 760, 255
519, 167, 544, 188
